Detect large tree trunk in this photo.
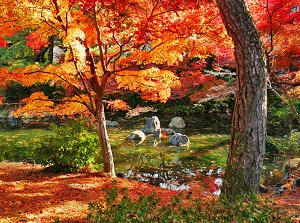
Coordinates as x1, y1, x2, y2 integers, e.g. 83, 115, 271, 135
216, 0, 267, 197
95, 102, 116, 178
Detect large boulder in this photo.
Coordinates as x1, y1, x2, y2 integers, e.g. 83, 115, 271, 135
169, 133, 189, 147
141, 116, 160, 134
169, 117, 185, 129
128, 130, 146, 144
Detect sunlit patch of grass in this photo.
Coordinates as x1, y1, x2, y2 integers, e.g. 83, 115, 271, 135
1, 124, 230, 181
0, 129, 49, 162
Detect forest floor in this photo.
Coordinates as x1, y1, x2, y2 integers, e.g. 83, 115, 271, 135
0, 161, 300, 223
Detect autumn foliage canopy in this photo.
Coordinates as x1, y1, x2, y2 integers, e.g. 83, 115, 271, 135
0, 0, 299, 115
0, 0, 230, 116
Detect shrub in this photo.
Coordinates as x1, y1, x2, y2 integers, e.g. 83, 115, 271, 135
87, 181, 290, 223
33, 119, 99, 172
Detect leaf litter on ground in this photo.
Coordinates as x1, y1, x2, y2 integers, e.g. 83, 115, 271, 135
0, 161, 299, 222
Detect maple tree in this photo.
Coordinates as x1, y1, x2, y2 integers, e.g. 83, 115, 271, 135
0, 0, 230, 177
249, 0, 300, 125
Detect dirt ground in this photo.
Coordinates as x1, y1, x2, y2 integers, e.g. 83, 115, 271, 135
0, 161, 299, 223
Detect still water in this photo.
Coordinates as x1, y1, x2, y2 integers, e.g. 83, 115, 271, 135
0, 113, 232, 192
110, 113, 231, 191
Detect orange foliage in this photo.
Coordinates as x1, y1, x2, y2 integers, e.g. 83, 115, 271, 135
0, 0, 233, 118
107, 99, 130, 111
13, 92, 54, 117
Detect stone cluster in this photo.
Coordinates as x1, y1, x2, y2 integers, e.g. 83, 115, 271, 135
128, 116, 190, 147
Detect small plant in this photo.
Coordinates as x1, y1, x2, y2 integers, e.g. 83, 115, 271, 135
87, 182, 290, 223
277, 131, 300, 156
33, 119, 99, 172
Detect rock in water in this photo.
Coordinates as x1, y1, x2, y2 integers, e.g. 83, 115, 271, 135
169, 133, 189, 147
169, 117, 185, 129
141, 116, 161, 134
128, 130, 146, 144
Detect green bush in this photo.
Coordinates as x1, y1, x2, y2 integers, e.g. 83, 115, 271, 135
33, 120, 99, 172
87, 181, 290, 223
276, 131, 300, 156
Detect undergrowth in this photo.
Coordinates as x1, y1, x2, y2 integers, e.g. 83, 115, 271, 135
87, 181, 292, 223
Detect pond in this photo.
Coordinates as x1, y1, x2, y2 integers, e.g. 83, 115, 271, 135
107, 113, 231, 191
0, 112, 232, 192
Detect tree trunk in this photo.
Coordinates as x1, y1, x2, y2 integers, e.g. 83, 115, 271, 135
95, 102, 116, 178
216, 0, 267, 197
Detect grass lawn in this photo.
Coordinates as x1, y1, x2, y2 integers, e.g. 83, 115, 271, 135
0, 128, 49, 162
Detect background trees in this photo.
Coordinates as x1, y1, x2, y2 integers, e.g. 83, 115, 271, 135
0, 0, 229, 177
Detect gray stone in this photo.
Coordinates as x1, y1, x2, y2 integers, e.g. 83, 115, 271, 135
161, 128, 175, 135
141, 116, 160, 134
128, 130, 146, 143
153, 129, 162, 138
106, 120, 119, 127
293, 178, 300, 188
169, 117, 185, 129
169, 133, 189, 147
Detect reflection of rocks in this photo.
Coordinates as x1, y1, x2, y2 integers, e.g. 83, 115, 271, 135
169, 117, 185, 129
170, 133, 189, 147
147, 139, 161, 147
141, 116, 160, 134
128, 130, 146, 144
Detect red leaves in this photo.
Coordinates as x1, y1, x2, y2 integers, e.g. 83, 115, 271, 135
26, 32, 48, 53
0, 36, 7, 48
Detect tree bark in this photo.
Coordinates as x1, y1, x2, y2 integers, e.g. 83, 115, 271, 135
95, 101, 116, 178
86, 46, 116, 178
216, 0, 267, 197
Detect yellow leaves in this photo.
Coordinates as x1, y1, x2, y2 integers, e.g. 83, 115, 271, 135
130, 40, 185, 66
130, 38, 209, 66
107, 100, 130, 111
52, 95, 89, 116
44, 63, 78, 86
12, 65, 58, 87
64, 28, 87, 70
0, 68, 11, 87
13, 92, 54, 118
116, 67, 180, 102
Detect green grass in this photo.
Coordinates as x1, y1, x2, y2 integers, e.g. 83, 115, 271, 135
0, 125, 230, 178
0, 128, 49, 162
